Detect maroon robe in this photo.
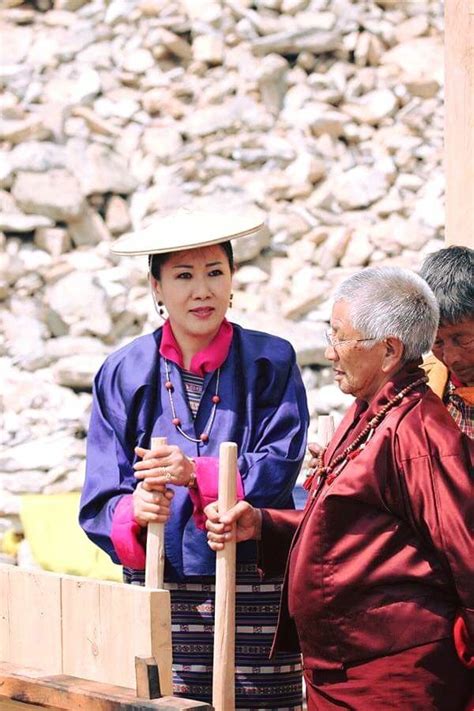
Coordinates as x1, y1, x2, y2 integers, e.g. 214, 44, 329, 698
259, 365, 473, 709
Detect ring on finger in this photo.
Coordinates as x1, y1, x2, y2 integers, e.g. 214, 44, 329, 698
157, 467, 172, 481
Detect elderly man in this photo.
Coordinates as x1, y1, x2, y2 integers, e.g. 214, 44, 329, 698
419, 246, 474, 437
206, 267, 473, 711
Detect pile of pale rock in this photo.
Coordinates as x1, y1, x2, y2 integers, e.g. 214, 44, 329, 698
0, 0, 445, 549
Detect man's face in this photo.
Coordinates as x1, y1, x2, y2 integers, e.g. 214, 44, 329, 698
432, 319, 474, 386
325, 300, 390, 403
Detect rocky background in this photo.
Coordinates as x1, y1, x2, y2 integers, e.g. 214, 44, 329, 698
0, 0, 445, 558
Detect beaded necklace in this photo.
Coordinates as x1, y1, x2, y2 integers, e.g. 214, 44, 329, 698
164, 358, 221, 444
304, 375, 428, 497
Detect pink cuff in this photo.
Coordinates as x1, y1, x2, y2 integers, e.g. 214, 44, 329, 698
189, 457, 244, 530
110, 495, 146, 569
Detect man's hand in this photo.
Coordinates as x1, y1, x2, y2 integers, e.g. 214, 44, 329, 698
307, 442, 323, 470
205, 501, 262, 551
133, 482, 175, 527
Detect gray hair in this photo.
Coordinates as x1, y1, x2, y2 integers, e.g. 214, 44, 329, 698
333, 266, 439, 361
419, 246, 474, 326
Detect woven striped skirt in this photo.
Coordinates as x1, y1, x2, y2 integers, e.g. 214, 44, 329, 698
124, 563, 303, 709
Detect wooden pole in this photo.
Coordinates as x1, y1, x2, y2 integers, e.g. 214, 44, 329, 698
212, 442, 238, 711
317, 415, 335, 448
145, 436, 168, 589
444, 0, 474, 247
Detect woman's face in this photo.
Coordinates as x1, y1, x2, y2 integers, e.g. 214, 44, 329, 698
325, 300, 394, 402
152, 244, 233, 343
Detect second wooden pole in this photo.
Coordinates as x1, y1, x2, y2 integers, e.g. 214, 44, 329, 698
212, 441, 238, 711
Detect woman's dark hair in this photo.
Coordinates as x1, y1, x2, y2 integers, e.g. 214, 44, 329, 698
148, 240, 234, 280
419, 246, 474, 326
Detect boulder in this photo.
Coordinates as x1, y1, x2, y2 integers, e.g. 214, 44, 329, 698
53, 353, 106, 388
0, 213, 54, 232
44, 271, 112, 337
66, 142, 138, 196
333, 166, 389, 210
11, 170, 86, 221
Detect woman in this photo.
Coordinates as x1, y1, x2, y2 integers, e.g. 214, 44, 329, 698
206, 266, 473, 711
79, 209, 309, 709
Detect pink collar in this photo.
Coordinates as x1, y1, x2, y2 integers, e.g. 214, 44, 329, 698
159, 319, 234, 376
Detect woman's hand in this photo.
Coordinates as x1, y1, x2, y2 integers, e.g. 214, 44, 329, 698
205, 501, 262, 551
133, 482, 175, 527
134, 443, 195, 488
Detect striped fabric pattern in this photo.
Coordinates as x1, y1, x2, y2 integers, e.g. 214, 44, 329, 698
181, 370, 204, 418
124, 564, 303, 710
445, 382, 474, 438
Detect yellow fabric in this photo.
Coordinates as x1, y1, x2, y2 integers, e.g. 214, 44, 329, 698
422, 354, 449, 399
452, 386, 474, 405
19, 493, 122, 582
1, 529, 22, 555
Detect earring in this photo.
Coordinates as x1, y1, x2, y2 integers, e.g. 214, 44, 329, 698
151, 289, 166, 321
229, 293, 233, 309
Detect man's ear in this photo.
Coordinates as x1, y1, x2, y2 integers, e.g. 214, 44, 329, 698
382, 337, 404, 372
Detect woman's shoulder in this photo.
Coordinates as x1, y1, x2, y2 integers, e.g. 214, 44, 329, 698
231, 322, 296, 361
96, 330, 161, 388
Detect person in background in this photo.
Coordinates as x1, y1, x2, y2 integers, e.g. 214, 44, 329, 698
79, 209, 309, 709
419, 245, 474, 437
206, 266, 473, 711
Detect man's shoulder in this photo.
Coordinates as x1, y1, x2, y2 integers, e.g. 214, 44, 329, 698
396, 387, 471, 460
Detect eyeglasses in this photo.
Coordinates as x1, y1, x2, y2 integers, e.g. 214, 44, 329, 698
325, 329, 377, 350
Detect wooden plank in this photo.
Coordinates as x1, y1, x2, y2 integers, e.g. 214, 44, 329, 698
212, 442, 238, 711
149, 590, 173, 696
0, 563, 11, 664
60, 575, 103, 685
61, 576, 172, 695
0, 701, 56, 710
0, 664, 211, 710
2, 565, 62, 673
444, 0, 474, 246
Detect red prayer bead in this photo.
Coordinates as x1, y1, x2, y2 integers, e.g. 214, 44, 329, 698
172, 417, 181, 426
211, 395, 221, 404
165, 381, 174, 391
326, 474, 336, 485
200, 432, 209, 443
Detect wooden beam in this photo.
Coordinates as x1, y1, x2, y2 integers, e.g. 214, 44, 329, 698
444, 0, 474, 246
0, 664, 211, 710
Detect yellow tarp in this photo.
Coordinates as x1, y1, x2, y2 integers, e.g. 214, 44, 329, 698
19, 493, 122, 582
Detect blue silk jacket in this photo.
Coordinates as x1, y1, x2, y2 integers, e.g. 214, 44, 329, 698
79, 324, 309, 580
